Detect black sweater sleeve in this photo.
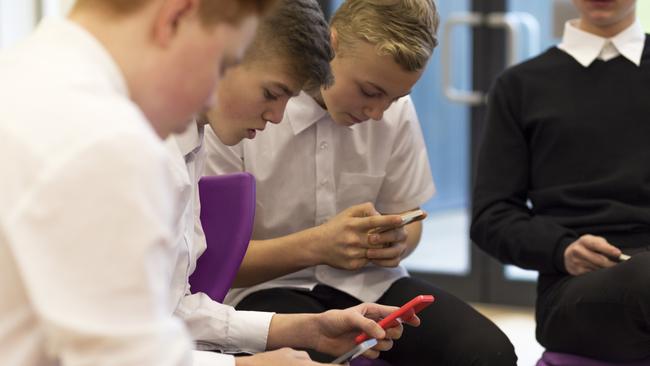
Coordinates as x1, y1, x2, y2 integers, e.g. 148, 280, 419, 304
470, 75, 577, 274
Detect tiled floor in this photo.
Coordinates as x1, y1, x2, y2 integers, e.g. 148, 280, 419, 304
472, 303, 544, 366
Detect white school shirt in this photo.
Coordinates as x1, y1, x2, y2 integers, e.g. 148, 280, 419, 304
165, 124, 273, 360
204, 92, 435, 305
558, 19, 645, 67
0, 19, 192, 366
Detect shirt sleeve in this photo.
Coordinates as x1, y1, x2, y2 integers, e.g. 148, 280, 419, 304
175, 292, 273, 354
5, 132, 192, 365
375, 96, 436, 214
203, 125, 245, 176
470, 76, 577, 274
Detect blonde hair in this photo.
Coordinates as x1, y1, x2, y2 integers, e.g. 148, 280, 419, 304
331, 0, 439, 72
73, 0, 278, 25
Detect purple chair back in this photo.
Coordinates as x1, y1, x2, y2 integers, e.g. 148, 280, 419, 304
537, 351, 650, 366
188, 173, 256, 302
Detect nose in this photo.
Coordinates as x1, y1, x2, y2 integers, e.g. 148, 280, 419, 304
364, 102, 386, 121
262, 100, 289, 124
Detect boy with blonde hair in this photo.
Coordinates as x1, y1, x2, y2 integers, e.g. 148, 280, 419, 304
0, 0, 270, 365
203, 0, 517, 364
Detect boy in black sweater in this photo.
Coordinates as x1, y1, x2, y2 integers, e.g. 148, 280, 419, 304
471, 0, 650, 361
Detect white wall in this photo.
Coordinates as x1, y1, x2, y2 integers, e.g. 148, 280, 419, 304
0, 0, 38, 48
0, 0, 76, 48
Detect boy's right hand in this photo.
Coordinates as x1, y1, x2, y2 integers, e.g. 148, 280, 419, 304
313, 203, 403, 270
235, 348, 334, 366
564, 234, 622, 275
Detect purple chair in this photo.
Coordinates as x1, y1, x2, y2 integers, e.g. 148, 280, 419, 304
188, 173, 256, 302
537, 351, 650, 366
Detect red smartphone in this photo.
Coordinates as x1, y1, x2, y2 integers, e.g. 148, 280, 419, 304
355, 295, 434, 344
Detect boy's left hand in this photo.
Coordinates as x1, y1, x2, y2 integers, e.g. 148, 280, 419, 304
310, 303, 420, 359
366, 226, 408, 267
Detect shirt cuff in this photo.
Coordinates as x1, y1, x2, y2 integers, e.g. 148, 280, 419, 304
227, 310, 274, 353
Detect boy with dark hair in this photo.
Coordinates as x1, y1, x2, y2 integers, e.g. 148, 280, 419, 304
165, 1, 412, 365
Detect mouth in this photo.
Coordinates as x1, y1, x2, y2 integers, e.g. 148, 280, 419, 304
348, 113, 365, 124
246, 126, 267, 139
587, 0, 615, 6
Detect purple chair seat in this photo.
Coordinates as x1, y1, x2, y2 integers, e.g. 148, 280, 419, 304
189, 173, 256, 302
537, 351, 650, 366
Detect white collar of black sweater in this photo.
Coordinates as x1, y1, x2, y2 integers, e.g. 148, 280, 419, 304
558, 18, 645, 67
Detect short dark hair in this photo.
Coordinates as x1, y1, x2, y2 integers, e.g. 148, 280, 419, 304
244, 0, 334, 92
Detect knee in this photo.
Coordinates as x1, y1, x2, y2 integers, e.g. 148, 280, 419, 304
616, 253, 650, 297
447, 326, 518, 366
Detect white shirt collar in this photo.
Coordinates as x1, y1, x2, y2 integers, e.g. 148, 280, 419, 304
286, 91, 330, 135
174, 122, 204, 158
558, 19, 645, 67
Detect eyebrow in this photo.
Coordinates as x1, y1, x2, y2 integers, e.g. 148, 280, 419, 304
366, 81, 411, 99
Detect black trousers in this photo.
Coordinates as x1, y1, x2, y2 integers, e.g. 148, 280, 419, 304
237, 277, 517, 366
537, 250, 650, 362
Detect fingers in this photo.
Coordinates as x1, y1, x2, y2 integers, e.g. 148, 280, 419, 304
580, 235, 622, 258
575, 235, 619, 267
360, 349, 380, 360
354, 303, 399, 322
290, 349, 312, 360
367, 227, 407, 247
357, 214, 403, 232
367, 243, 406, 260
372, 338, 394, 352
384, 321, 404, 339
346, 202, 380, 218
565, 235, 623, 275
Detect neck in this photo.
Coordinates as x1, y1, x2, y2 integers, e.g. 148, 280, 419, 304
578, 13, 636, 38
310, 88, 327, 109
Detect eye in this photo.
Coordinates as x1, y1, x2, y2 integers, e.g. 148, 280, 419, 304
360, 87, 381, 98
263, 88, 278, 101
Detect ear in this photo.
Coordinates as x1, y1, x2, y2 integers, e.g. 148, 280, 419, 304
330, 27, 339, 53
152, 0, 198, 47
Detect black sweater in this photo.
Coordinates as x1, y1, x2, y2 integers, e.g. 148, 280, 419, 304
471, 40, 650, 276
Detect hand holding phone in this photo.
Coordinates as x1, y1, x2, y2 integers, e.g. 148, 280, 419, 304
369, 209, 426, 235
332, 338, 378, 364
354, 295, 434, 344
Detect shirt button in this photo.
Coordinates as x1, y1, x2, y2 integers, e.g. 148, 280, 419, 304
320, 179, 328, 187
320, 141, 329, 150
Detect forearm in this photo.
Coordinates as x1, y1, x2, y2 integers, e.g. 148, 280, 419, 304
232, 228, 322, 288
266, 313, 320, 351
471, 200, 577, 273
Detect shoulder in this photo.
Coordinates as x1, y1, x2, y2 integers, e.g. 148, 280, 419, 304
496, 47, 568, 88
